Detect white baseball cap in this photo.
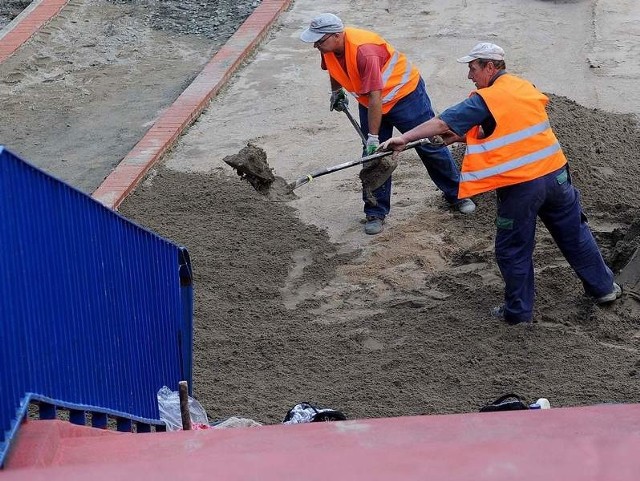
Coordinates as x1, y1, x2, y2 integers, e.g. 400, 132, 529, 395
457, 42, 505, 63
300, 13, 344, 43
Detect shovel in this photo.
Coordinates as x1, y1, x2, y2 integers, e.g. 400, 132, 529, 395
336, 106, 445, 197
223, 136, 444, 202
341, 107, 368, 147
289, 137, 443, 191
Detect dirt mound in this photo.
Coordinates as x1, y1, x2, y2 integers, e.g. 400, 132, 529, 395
121, 94, 640, 424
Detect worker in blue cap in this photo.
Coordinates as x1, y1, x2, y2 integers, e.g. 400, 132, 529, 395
300, 13, 476, 235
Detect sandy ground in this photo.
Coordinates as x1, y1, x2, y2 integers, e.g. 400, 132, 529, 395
123, 0, 640, 423
0, 0, 258, 193
3, 0, 640, 424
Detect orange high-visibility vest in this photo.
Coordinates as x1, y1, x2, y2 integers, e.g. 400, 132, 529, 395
459, 74, 567, 198
323, 27, 420, 114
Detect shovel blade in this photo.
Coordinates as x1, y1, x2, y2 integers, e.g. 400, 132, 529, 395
359, 156, 399, 205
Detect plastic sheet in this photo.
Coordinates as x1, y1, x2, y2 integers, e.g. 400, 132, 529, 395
157, 386, 209, 431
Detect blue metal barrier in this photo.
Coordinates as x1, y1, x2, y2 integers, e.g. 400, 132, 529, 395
0, 147, 193, 467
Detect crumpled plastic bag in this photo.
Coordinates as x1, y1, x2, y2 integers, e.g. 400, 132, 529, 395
283, 402, 346, 424
157, 385, 209, 431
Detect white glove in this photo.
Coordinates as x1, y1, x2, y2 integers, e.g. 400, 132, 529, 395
365, 134, 379, 155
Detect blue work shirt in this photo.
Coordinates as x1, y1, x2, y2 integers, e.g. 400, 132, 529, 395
439, 70, 506, 137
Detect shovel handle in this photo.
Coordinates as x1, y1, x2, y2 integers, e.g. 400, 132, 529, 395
290, 137, 443, 190
342, 108, 368, 146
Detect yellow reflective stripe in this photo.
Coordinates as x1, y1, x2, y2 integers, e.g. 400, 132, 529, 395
381, 51, 399, 85
349, 52, 413, 105
461, 142, 561, 182
382, 68, 411, 104
382, 56, 413, 105
466, 120, 551, 154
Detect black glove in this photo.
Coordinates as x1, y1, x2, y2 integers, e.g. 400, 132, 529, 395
329, 88, 348, 112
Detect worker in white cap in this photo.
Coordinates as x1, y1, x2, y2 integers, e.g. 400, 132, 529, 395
380, 42, 621, 324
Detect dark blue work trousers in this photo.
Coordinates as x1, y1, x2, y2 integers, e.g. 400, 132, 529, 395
358, 77, 461, 219
495, 166, 614, 323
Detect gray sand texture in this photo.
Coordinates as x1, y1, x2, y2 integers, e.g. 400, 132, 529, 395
123, 1, 640, 422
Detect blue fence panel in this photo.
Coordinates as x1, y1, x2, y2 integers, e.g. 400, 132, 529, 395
0, 147, 193, 467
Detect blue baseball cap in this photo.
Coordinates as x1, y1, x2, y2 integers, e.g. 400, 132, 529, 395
300, 13, 344, 43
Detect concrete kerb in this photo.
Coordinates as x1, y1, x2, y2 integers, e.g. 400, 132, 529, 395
0, 0, 69, 62
91, 0, 294, 210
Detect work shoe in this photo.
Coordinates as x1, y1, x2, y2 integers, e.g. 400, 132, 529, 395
453, 198, 476, 214
490, 305, 531, 326
595, 282, 622, 304
364, 216, 384, 235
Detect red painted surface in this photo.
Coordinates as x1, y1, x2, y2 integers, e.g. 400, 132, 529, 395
6, 420, 120, 469
91, 0, 294, 210
4, 404, 640, 480
0, 0, 69, 63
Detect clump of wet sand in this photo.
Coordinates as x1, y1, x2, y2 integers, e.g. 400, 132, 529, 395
223, 143, 296, 201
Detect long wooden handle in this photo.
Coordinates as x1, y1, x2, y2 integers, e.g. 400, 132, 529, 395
290, 138, 442, 190
179, 380, 192, 430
